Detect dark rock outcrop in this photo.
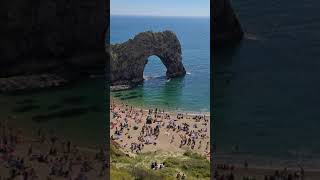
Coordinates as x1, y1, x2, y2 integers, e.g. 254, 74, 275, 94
0, 0, 108, 92
213, 0, 243, 46
0, 74, 68, 92
109, 31, 186, 90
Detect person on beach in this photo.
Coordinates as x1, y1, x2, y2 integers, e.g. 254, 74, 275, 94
244, 160, 248, 169
205, 141, 209, 151
171, 135, 175, 144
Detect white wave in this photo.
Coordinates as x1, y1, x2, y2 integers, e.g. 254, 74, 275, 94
143, 75, 165, 80
245, 33, 260, 41
186, 72, 191, 75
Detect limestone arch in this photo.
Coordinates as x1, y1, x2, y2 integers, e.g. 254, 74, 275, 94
110, 30, 186, 89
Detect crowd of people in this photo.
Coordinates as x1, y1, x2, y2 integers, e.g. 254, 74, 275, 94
176, 172, 186, 179
214, 162, 306, 180
110, 102, 210, 179
150, 161, 165, 170
0, 120, 107, 180
110, 102, 210, 158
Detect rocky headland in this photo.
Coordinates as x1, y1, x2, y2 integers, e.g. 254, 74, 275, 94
213, 0, 244, 46
0, 0, 108, 92
109, 30, 186, 91
0, 0, 242, 92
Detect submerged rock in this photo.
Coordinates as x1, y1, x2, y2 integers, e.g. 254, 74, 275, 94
13, 105, 41, 113
109, 31, 186, 90
61, 96, 86, 105
0, 74, 68, 93
32, 107, 90, 122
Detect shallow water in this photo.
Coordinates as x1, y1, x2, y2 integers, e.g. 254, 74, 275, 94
0, 78, 107, 148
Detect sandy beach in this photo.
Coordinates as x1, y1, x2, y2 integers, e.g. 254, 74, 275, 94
0, 121, 107, 180
110, 99, 210, 159
214, 154, 320, 180
214, 163, 320, 180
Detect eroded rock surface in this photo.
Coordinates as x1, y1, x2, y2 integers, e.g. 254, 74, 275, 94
213, 0, 243, 46
109, 31, 186, 90
0, 0, 108, 92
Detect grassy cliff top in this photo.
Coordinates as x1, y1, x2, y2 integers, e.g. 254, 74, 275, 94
110, 142, 210, 180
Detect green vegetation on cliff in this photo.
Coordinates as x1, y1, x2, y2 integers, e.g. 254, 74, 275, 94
110, 143, 210, 180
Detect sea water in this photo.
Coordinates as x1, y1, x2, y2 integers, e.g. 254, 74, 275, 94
214, 0, 320, 168
110, 16, 210, 113
0, 78, 107, 148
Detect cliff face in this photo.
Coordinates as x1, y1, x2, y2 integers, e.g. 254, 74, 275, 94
213, 0, 243, 46
109, 31, 186, 90
1, 0, 108, 78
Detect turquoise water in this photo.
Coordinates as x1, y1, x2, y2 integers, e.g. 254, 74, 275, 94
214, 0, 320, 168
0, 78, 107, 148
111, 16, 210, 112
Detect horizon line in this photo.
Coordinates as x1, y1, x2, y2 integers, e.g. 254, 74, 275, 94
110, 14, 210, 18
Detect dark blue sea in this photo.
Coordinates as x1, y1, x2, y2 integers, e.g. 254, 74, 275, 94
215, 0, 320, 168
110, 16, 210, 113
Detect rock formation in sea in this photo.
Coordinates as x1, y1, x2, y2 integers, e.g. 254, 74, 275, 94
109, 31, 186, 90
213, 0, 243, 46
0, 0, 108, 92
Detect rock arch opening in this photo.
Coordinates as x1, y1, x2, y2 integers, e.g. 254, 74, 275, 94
143, 55, 167, 80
